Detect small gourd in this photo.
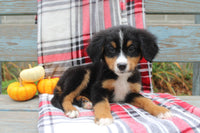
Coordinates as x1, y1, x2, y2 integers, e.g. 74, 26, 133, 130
37, 76, 59, 94
20, 64, 45, 82
7, 78, 37, 101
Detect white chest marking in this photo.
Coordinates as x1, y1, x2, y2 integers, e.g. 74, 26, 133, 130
113, 73, 131, 102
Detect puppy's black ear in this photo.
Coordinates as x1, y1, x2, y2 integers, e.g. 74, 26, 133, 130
87, 32, 106, 62
138, 29, 159, 61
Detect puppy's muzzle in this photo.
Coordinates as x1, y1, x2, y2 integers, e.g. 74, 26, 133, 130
117, 63, 127, 72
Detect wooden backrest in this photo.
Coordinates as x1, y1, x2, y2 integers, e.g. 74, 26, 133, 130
0, 0, 37, 61
145, 0, 200, 95
1, 0, 199, 61
0, 0, 199, 94
146, 0, 200, 62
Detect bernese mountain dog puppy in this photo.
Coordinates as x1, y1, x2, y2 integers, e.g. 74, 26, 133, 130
51, 25, 172, 126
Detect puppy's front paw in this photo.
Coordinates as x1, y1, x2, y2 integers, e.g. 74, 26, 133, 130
95, 118, 113, 126
157, 111, 173, 119
154, 106, 173, 119
66, 110, 79, 118
82, 101, 93, 109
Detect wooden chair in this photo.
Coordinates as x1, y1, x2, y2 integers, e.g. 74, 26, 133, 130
0, 0, 199, 132
0, 0, 199, 95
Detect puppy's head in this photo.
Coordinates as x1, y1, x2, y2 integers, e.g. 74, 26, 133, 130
87, 25, 158, 74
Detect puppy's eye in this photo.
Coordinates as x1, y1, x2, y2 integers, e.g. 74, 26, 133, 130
128, 45, 136, 53
108, 46, 116, 54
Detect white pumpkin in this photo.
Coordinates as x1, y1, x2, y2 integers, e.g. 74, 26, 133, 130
20, 64, 45, 82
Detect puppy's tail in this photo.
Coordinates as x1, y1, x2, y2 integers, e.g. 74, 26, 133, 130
51, 87, 64, 110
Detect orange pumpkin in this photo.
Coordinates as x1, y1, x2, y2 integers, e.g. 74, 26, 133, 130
37, 77, 59, 94
7, 79, 37, 101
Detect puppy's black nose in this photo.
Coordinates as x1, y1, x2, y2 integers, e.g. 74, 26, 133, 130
117, 63, 127, 71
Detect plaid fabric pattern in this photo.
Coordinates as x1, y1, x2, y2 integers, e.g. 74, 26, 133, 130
38, 93, 200, 133
37, 0, 153, 92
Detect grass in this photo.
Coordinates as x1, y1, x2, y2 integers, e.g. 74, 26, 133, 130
1, 62, 37, 94
2, 79, 16, 94
1, 62, 193, 96
152, 62, 193, 96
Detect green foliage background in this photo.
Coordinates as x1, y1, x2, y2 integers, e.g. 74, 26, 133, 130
1, 62, 193, 96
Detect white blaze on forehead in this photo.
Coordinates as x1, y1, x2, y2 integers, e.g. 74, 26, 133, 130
114, 30, 129, 74
119, 30, 123, 47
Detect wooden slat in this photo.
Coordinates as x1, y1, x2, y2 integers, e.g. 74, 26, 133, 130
0, 62, 1, 94
0, 112, 38, 133
0, 24, 37, 61
195, 15, 200, 23
193, 63, 200, 95
145, 0, 200, 14
0, 95, 38, 111
177, 96, 200, 108
1, 0, 200, 15
192, 15, 200, 95
1, 24, 199, 62
147, 24, 200, 62
0, 0, 37, 15
0, 95, 38, 132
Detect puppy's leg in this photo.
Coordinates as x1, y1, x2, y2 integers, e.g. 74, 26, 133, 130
126, 93, 172, 119
93, 98, 113, 126
62, 94, 80, 118
62, 70, 90, 118
74, 96, 93, 109
51, 86, 64, 110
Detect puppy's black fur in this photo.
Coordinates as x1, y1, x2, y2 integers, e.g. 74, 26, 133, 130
87, 25, 158, 62
51, 25, 170, 125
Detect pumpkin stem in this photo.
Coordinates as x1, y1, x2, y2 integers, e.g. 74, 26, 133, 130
28, 64, 32, 69
18, 77, 23, 87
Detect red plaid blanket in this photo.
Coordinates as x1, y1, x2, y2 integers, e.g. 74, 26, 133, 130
38, 93, 200, 133
37, 0, 152, 93
37, 1, 200, 132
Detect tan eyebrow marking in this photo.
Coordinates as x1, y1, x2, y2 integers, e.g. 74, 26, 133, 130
127, 40, 133, 47
111, 41, 117, 48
